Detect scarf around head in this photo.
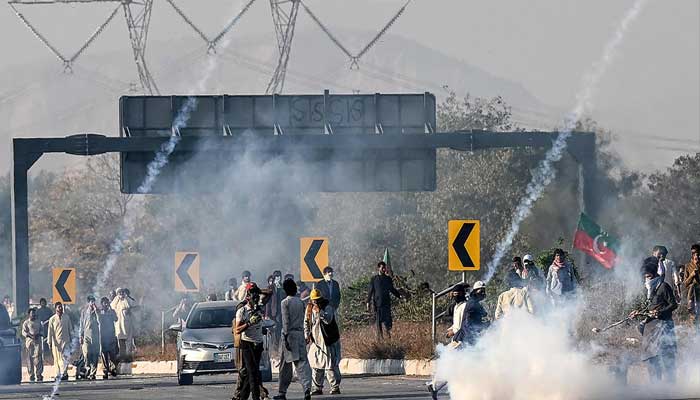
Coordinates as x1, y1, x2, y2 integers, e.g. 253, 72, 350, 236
645, 276, 663, 299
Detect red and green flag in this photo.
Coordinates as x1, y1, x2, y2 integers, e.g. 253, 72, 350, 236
573, 213, 619, 269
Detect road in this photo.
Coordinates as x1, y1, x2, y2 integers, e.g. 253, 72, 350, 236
0, 374, 441, 400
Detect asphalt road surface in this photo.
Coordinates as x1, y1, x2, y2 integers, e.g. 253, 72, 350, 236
0, 374, 440, 400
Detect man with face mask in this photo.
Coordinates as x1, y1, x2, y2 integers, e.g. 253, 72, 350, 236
315, 267, 341, 310
47, 302, 73, 381
454, 281, 489, 346
234, 283, 265, 400
545, 249, 576, 305
305, 289, 341, 395
682, 244, 700, 333
633, 258, 677, 382
22, 308, 44, 382
235, 271, 252, 301
80, 295, 101, 380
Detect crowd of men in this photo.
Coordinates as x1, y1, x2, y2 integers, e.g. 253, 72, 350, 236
0, 288, 137, 382
3, 242, 697, 395
426, 243, 700, 399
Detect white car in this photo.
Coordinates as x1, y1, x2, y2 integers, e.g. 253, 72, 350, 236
170, 300, 273, 385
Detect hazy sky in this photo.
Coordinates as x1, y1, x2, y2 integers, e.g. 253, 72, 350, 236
0, 0, 698, 170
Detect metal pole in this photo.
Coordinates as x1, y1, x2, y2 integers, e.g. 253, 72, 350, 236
431, 292, 436, 344
161, 311, 165, 354
462, 271, 466, 283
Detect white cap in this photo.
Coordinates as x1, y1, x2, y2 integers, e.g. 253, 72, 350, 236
523, 254, 534, 262
472, 281, 486, 290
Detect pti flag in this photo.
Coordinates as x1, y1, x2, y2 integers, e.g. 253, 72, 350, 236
573, 213, 619, 269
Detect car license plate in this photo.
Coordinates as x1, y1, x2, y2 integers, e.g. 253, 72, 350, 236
214, 352, 231, 363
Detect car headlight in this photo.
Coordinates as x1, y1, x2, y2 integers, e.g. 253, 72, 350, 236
182, 341, 204, 349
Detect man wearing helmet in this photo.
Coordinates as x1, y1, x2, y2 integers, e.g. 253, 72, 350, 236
234, 283, 265, 400
305, 289, 341, 395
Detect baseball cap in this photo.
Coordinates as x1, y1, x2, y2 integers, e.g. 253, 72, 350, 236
523, 254, 534, 263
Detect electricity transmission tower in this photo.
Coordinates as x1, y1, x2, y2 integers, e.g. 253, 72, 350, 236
123, 0, 159, 94
9, 0, 160, 94
8, 0, 412, 95
266, 0, 300, 94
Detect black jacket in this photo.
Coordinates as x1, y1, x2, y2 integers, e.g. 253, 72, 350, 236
367, 275, 401, 309
648, 281, 677, 321
315, 279, 341, 310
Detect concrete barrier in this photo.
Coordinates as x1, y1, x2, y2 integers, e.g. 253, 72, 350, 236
24, 358, 433, 381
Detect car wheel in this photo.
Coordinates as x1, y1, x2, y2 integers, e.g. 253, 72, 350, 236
177, 370, 193, 385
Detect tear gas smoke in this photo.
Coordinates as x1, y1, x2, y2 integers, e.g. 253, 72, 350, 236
483, 0, 648, 282
435, 304, 700, 400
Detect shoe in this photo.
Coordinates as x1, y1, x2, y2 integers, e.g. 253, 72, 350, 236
304, 390, 311, 400
111, 369, 117, 377
29, 376, 35, 382
310, 389, 323, 395
37, 376, 43, 382
61, 375, 69, 381
103, 374, 109, 380
330, 388, 341, 395
272, 395, 286, 400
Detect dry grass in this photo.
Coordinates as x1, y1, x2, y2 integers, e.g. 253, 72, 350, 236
341, 321, 436, 360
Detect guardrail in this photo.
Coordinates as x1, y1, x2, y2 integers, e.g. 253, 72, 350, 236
430, 272, 467, 344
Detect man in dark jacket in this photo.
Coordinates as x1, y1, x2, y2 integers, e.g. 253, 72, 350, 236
315, 267, 341, 310
366, 262, 401, 339
454, 281, 489, 346
632, 258, 677, 382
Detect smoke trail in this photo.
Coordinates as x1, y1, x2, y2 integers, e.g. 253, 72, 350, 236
92, 2, 242, 296
483, 0, 647, 282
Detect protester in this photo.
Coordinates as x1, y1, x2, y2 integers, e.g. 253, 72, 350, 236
427, 284, 467, 400
234, 283, 265, 400
306, 289, 341, 395
545, 249, 576, 304
521, 254, 544, 288
273, 280, 312, 400
173, 296, 192, 327
111, 288, 134, 362
634, 258, 678, 382
98, 297, 118, 379
2, 295, 15, 319
315, 267, 341, 310
79, 295, 100, 380
366, 261, 402, 339
652, 245, 675, 285
47, 301, 73, 381
36, 298, 53, 350
454, 281, 489, 346
445, 283, 470, 320
284, 274, 294, 283
235, 271, 252, 301
682, 243, 700, 332
506, 257, 526, 289
225, 278, 238, 301
265, 273, 284, 356
22, 308, 44, 382
495, 277, 534, 320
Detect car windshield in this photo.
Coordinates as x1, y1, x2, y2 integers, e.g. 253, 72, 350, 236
186, 307, 236, 329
